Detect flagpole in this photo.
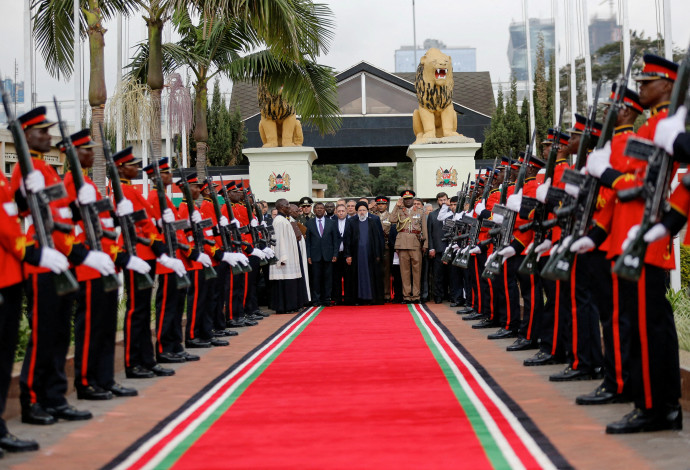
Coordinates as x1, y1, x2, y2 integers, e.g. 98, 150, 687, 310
553, 0, 560, 122
116, 13, 123, 151
621, 0, 630, 74
523, 0, 535, 139
663, 0, 673, 60
73, 0, 81, 130
582, 0, 593, 106
569, 0, 577, 124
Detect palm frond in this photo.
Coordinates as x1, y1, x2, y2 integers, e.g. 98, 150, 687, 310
225, 50, 340, 135
125, 41, 202, 84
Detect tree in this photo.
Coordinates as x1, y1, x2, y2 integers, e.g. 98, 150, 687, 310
520, 96, 530, 146
481, 86, 509, 160
503, 75, 525, 157
227, 105, 247, 165
33, 0, 138, 192
130, 1, 341, 178
533, 33, 549, 154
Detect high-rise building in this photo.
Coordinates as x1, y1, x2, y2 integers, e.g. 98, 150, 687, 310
589, 16, 621, 54
507, 18, 555, 81
395, 38, 476, 73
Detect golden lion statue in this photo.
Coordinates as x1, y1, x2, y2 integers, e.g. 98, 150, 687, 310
412, 48, 460, 144
258, 84, 304, 148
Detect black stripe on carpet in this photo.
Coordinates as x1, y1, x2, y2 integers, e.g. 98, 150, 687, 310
419, 304, 573, 470
101, 308, 314, 470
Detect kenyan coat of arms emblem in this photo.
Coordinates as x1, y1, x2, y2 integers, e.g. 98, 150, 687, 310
269, 172, 290, 192
435, 167, 458, 187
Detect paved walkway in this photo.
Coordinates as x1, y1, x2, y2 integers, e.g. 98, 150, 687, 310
3, 304, 690, 469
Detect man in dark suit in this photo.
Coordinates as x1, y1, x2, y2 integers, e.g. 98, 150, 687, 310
427, 192, 450, 304
332, 204, 348, 304
305, 202, 339, 305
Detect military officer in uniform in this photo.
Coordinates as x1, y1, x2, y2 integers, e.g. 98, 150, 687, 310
298, 196, 315, 225
390, 190, 426, 303
374, 196, 393, 301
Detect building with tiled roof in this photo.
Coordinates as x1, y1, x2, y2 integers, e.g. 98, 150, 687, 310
229, 61, 493, 165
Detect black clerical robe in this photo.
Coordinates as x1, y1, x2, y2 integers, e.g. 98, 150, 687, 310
343, 216, 385, 303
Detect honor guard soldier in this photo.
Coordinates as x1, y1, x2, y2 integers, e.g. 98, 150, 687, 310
0, 162, 67, 451
177, 175, 228, 348
141, 158, 199, 363
390, 190, 426, 303
374, 196, 394, 301
12, 107, 109, 425
117, 150, 179, 378
60, 130, 142, 400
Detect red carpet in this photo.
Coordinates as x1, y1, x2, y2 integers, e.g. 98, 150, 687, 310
109, 305, 565, 469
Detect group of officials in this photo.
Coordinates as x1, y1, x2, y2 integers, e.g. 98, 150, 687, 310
0, 108, 275, 456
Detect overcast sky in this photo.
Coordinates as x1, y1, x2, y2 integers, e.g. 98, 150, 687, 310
1, 0, 690, 116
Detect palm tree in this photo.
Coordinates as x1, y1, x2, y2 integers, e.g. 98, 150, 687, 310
129, 0, 341, 178
33, 0, 138, 192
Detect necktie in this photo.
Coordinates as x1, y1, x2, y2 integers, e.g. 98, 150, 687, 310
318, 218, 323, 236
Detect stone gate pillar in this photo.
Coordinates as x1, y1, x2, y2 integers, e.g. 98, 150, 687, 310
243, 147, 317, 203
406, 142, 481, 199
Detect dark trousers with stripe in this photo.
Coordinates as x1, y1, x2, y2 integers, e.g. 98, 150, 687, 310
619, 264, 679, 411
74, 277, 118, 390
186, 268, 212, 341
568, 251, 604, 372
230, 271, 246, 320
496, 256, 521, 331
537, 257, 564, 358
123, 260, 156, 369
244, 255, 261, 314
0, 283, 23, 433
516, 255, 543, 341
449, 264, 465, 305
311, 259, 333, 303
598, 259, 629, 395
213, 263, 229, 330
469, 255, 481, 312
155, 272, 185, 354
476, 253, 494, 318
20, 272, 75, 409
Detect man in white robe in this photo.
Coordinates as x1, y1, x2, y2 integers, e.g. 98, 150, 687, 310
270, 199, 307, 313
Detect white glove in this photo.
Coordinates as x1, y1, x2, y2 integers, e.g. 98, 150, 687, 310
453, 212, 463, 221
236, 253, 249, 265
622, 224, 639, 251
126, 256, 151, 274
536, 178, 551, 203
261, 221, 267, 227
77, 184, 97, 205
564, 183, 580, 198
117, 198, 134, 217
23, 170, 45, 194
526, 242, 534, 252
250, 218, 259, 227
191, 211, 202, 224
474, 201, 486, 214
162, 208, 175, 223
497, 246, 516, 259
222, 252, 238, 266
506, 189, 522, 212
534, 239, 553, 254
250, 248, 266, 259
158, 253, 187, 277
570, 236, 595, 254
559, 235, 573, 252
262, 247, 275, 258
485, 252, 496, 264
452, 243, 459, 251
492, 213, 504, 224
195, 252, 212, 267
38, 247, 69, 273
644, 223, 670, 243
469, 246, 481, 254
586, 141, 612, 178
82, 251, 116, 276
231, 219, 241, 229
549, 243, 560, 256
654, 105, 687, 155
219, 216, 229, 227
461, 246, 469, 254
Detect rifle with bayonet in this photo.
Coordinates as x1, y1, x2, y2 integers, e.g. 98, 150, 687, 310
441, 176, 469, 264
454, 156, 499, 269
218, 176, 253, 273
174, 159, 217, 280
54, 98, 120, 292
0, 82, 78, 295
248, 187, 278, 264
205, 175, 244, 275
517, 108, 565, 275
151, 151, 191, 289
483, 131, 536, 279
242, 187, 269, 266
613, 43, 690, 281
99, 124, 154, 290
